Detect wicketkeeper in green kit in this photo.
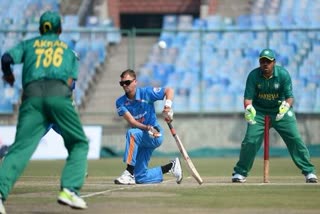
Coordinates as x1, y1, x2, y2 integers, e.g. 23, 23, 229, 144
232, 48, 318, 183
0, 11, 89, 213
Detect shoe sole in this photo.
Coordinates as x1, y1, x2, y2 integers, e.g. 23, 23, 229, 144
57, 198, 87, 209
177, 177, 183, 184
174, 158, 183, 184
306, 179, 318, 183
114, 180, 135, 185
232, 178, 246, 183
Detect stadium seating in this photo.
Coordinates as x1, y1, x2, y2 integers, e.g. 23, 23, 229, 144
145, 0, 320, 113
1, 0, 319, 114
0, 0, 119, 113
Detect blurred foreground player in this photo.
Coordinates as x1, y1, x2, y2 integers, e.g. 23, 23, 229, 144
0, 11, 89, 213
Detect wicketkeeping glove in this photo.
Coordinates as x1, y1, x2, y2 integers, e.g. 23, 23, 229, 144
244, 104, 256, 124
147, 125, 162, 138
276, 101, 290, 121
162, 107, 174, 122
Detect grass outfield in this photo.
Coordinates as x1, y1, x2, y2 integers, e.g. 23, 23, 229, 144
4, 157, 320, 214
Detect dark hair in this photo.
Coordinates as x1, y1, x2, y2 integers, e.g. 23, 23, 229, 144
120, 69, 136, 79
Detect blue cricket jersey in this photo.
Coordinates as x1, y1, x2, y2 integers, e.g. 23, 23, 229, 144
116, 87, 166, 127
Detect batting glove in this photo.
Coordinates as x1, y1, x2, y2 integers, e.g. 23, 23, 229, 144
244, 104, 256, 124
162, 107, 174, 122
276, 101, 290, 121
147, 125, 162, 138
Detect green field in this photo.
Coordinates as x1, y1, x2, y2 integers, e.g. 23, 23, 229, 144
4, 157, 320, 213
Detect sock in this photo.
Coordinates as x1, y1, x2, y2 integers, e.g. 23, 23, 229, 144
161, 162, 173, 174
126, 164, 134, 175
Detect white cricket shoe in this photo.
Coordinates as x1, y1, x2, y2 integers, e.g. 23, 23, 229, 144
169, 157, 183, 184
114, 170, 136, 185
0, 198, 6, 214
305, 173, 318, 183
57, 188, 87, 209
232, 173, 246, 183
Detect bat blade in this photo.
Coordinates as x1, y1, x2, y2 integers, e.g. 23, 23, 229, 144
167, 122, 203, 185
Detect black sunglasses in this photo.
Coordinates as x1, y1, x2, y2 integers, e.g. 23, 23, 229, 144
119, 79, 135, 86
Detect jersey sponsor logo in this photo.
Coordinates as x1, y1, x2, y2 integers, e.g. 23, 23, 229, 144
274, 83, 280, 89
257, 93, 279, 100
117, 107, 122, 113
134, 111, 147, 123
153, 87, 161, 93
288, 111, 293, 117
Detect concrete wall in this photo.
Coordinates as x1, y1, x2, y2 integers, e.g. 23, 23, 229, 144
107, 0, 208, 27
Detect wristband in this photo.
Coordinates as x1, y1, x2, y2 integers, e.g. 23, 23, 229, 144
245, 104, 253, 110
164, 100, 172, 108
283, 101, 290, 108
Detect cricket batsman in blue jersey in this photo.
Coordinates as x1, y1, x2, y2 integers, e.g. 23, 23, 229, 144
114, 69, 183, 185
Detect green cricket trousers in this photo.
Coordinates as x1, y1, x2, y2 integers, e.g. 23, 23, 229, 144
234, 109, 315, 177
0, 80, 88, 200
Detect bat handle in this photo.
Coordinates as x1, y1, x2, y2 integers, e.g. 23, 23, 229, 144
167, 122, 176, 136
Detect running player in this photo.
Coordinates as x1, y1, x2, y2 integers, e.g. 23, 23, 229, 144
0, 11, 89, 213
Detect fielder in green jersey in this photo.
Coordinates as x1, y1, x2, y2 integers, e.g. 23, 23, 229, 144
232, 49, 317, 183
0, 11, 89, 212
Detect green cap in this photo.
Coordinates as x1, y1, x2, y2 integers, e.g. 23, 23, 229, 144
259, 48, 275, 61
39, 11, 61, 34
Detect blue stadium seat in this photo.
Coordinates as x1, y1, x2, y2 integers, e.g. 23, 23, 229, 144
236, 14, 251, 29
0, 0, 116, 109
188, 86, 200, 112
173, 87, 190, 112
314, 88, 320, 112
0, 88, 14, 114
91, 39, 107, 64
206, 15, 224, 30
139, 0, 320, 113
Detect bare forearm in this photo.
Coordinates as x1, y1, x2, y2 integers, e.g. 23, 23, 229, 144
285, 98, 293, 106
128, 120, 148, 130
244, 99, 253, 108
165, 88, 174, 102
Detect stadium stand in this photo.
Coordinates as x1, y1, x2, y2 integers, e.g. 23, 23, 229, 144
1, 0, 319, 115
0, 0, 120, 114
139, 0, 320, 113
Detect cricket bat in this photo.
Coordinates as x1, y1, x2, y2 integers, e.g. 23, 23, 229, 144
167, 122, 203, 185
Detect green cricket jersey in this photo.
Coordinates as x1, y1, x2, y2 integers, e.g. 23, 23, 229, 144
244, 65, 294, 113
7, 34, 78, 88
